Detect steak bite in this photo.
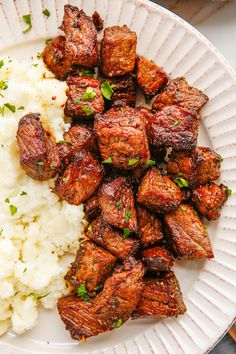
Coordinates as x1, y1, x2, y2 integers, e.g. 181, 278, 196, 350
192, 183, 228, 220
152, 77, 208, 113
84, 192, 101, 221
65, 76, 104, 119
195, 147, 221, 186
104, 75, 136, 107
60, 5, 98, 68
16, 113, 60, 180
137, 169, 182, 213
150, 105, 199, 150
43, 36, 71, 80
95, 106, 150, 169
63, 125, 97, 153
101, 25, 137, 77
98, 177, 138, 232
137, 106, 153, 139
86, 216, 139, 260
137, 206, 164, 248
164, 204, 214, 259
65, 241, 116, 296
54, 150, 104, 205
92, 11, 104, 31
136, 57, 168, 99
141, 246, 173, 272
133, 272, 186, 318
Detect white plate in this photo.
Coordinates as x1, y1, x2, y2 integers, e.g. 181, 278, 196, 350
0, 0, 236, 353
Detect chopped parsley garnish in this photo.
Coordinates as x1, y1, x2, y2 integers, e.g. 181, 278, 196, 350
4, 103, 16, 113
173, 176, 189, 188
32, 63, 38, 67
73, 99, 80, 104
81, 105, 93, 116
116, 200, 121, 209
20, 191, 27, 196
17, 106, 25, 110
87, 225, 92, 233
79, 68, 95, 78
0, 80, 8, 91
0, 106, 4, 116
123, 228, 130, 239
94, 284, 103, 291
173, 120, 180, 126
146, 159, 156, 166
5, 198, 10, 203
227, 188, 232, 196
101, 81, 116, 100
45, 38, 52, 45
9, 204, 17, 216
131, 73, 136, 79
157, 170, 162, 175
81, 86, 96, 100
50, 163, 55, 170
128, 158, 139, 166
22, 14, 32, 33
37, 161, 44, 166
36, 292, 50, 300
63, 177, 69, 183
0, 60, 4, 69
23, 268, 27, 273
76, 284, 90, 301
58, 140, 70, 144
112, 318, 123, 328
42, 9, 50, 17
102, 157, 112, 164
180, 205, 187, 212
125, 209, 132, 220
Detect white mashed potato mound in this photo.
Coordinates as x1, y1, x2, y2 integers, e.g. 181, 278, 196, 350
0, 57, 86, 335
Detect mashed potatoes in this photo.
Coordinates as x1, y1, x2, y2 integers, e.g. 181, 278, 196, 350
0, 57, 86, 335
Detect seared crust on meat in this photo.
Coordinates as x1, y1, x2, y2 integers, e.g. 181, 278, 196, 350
141, 246, 173, 272
150, 105, 199, 150
86, 216, 139, 260
133, 272, 186, 318
192, 182, 228, 220
98, 177, 138, 232
137, 169, 182, 213
43, 36, 71, 80
83, 192, 101, 221
152, 77, 208, 113
92, 11, 103, 31
164, 204, 214, 259
136, 57, 168, 99
65, 76, 104, 119
60, 5, 98, 68
65, 241, 116, 295
137, 206, 163, 248
63, 125, 97, 153
54, 150, 104, 205
168, 149, 197, 188
101, 26, 137, 77
195, 147, 221, 186
16, 113, 60, 180
137, 106, 153, 139
95, 106, 150, 169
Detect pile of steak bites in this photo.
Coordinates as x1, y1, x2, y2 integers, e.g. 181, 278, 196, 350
16, 5, 230, 341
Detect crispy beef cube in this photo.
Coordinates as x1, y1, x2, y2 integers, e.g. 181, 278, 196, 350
86, 216, 139, 260
141, 246, 173, 272
136, 57, 168, 99
137, 106, 153, 139
195, 147, 221, 186
106, 75, 136, 107
99, 177, 138, 232
192, 183, 228, 220
95, 106, 150, 169
54, 150, 104, 205
84, 192, 101, 221
137, 206, 163, 248
164, 204, 214, 259
150, 105, 199, 150
60, 5, 98, 68
43, 36, 71, 80
16, 113, 60, 180
65, 76, 104, 119
133, 272, 186, 318
65, 241, 116, 295
137, 169, 182, 213
152, 77, 208, 113
92, 11, 104, 31
63, 125, 97, 153
101, 26, 137, 77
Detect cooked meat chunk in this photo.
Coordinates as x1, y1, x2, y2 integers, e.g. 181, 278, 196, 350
60, 5, 98, 68
92, 11, 104, 31
101, 26, 137, 77
43, 36, 71, 80
136, 57, 168, 99
65, 241, 116, 295
141, 246, 173, 272
64, 125, 97, 153
195, 147, 221, 186
137, 106, 153, 139
84, 193, 100, 221
152, 77, 208, 113
95, 106, 150, 169
57, 141, 72, 166
164, 204, 214, 259
133, 272, 186, 318
65, 76, 104, 119
104, 75, 136, 107
16, 113, 60, 180
137, 169, 182, 213
99, 177, 138, 232
86, 216, 139, 260
137, 206, 163, 248
150, 105, 199, 150
54, 150, 104, 205
192, 183, 228, 220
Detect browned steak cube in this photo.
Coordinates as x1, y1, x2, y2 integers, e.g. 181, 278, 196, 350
98, 177, 138, 232
64, 125, 97, 153
95, 106, 150, 169
192, 183, 228, 220
57, 141, 72, 167
60, 5, 98, 67
65, 241, 116, 296
137, 106, 153, 139
65, 76, 104, 119
101, 26, 137, 77
137, 206, 163, 248
137, 169, 182, 213
133, 272, 186, 318
54, 150, 104, 205
164, 204, 214, 259
105, 75, 136, 107
83, 192, 101, 221
141, 246, 173, 272
136, 57, 168, 99
16, 113, 60, 180
195, 147, 221, 186
150, 105, 199, 150
152, 77, 208, 113
43, 36, 71, 80
92, 11, 104, 31
86, 216, 139, 260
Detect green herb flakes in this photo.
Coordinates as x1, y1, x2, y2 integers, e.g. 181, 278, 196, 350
42, 9, 50, 17
45, 38, 52, 45
37, 161, 44, 166
128, 158, 139, 166
146, 159, 156, 166
17, 106, 25, 110
81, 86, 96, 100
180, 205, 187, 212
20, 191, 27, 196
0, 80, 8, 91
101, 81, 116, 100
123, 228, 130, 239
173, 120, 180, 126
102, 157, 112, 164
81, 105, 93, 116
87, 225, 92, 233
9, 204, 17, 216
4, 103, 16, 113
227, 188, 232, 196
116, 200, 121, 209
173, 176, 189, 188
79, 68, 95, 78
22, 14, 32, 33
5, 198, 10, 203
76, 284, 90, 301
50, 163, 55, 170
0, 60, 4, 69
125, 209, 132, 220
112, 318, 123, 328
